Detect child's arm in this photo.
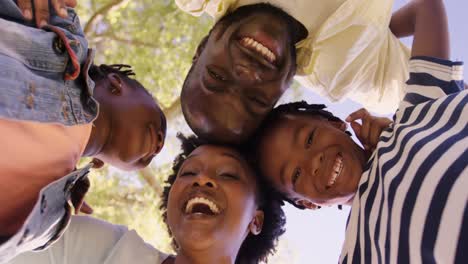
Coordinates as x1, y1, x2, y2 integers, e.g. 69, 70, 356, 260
410, 0, 449, 59
390, 0, 449, 58
390, 1, 418, 38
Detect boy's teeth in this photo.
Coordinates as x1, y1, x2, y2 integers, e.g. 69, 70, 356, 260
327, 156, 343, 187
185, 197, 220, 215
240, 37, 277, 63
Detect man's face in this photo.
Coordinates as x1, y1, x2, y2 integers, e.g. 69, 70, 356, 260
182, 11, 297, 143
167, 145, 263, 253
258, 114, 367, 208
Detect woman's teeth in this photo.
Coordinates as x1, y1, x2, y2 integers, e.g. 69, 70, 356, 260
240, 37, 276, 63
185, 197, 220, 215
327, 155, 343, 187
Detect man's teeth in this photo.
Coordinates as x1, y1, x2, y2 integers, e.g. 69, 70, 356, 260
327, 155, 343, 187
240, 37, 276, 63
185, 197, 220, 215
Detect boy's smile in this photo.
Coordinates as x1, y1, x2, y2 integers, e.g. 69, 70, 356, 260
258, 114, 367, 207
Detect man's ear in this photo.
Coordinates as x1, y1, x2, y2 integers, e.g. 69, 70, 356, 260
249, 210, 264, 235
193, 35, 209, 63
107, 73, 123, 96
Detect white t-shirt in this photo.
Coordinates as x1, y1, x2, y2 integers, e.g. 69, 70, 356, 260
176, 0, 411, 113
8, 216, 168, 264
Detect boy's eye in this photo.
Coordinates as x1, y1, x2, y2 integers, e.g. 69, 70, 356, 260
305, 130, 315, 149
292, 167, 301, 186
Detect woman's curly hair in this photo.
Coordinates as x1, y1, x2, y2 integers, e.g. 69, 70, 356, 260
160, 134, 286, 264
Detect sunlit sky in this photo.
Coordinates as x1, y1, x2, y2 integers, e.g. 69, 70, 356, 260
152, 0, 467, 262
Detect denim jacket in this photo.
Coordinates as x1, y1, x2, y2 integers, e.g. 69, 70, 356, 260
0, 0, 98, 125
0, 1, 96, 262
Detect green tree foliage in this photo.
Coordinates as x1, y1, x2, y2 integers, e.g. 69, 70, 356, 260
77, 0, 212, 109
76, 1, 297, 261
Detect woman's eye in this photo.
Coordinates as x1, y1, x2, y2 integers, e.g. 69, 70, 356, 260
292, 168, 301, 185
306, 130, 315, 148
180, 171, 196, 177
208, 69, 226, 81
221, 173, 239, 180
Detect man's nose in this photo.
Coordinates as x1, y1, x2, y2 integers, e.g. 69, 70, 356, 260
192, 172, 217, 188
234, 64, 261, 84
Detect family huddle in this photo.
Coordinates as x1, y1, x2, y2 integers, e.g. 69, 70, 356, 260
0, 0, 466, 263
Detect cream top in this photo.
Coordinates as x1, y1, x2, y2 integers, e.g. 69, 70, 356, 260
176, 0, 411, 113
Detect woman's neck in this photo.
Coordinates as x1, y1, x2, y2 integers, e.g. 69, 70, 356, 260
173, 249, 234, 264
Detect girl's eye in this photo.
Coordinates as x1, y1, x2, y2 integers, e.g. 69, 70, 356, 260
292, 167, 301, 185
208, 68, 226, 81
306, 130, 315, 148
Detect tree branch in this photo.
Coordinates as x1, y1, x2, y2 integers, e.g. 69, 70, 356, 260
162, 98, 181, 121
139, 167, 163, 196
104, 32, 161, 49
83, 0, 129, 35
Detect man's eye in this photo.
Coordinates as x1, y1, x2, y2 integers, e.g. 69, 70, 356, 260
208, 69, 226, 81
306, 130, 315, 148
248, 96, 269, 108
292, 168, 301, 185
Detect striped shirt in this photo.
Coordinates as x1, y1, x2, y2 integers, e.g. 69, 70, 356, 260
340, 56, 467, 264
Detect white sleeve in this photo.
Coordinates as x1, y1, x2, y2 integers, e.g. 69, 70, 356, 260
8, 216, 166, 264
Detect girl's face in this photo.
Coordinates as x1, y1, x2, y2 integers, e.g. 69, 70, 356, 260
258, 114, 367, 209
167, 145, 264, 256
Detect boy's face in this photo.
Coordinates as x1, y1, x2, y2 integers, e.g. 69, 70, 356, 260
93, 77, 165, 171
258, 114, 367, 208
181, 11, 297, 143
167, 145, 263, 253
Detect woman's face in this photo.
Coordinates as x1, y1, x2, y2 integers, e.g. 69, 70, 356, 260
167, 145, 264, 256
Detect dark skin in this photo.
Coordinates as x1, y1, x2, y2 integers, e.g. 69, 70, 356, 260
82, 72, 165, 171
258, 114, 368, 209
182, 8, 306, 143
259, 0, 451, 210
167, 145, 264, 264
16, 0, 77, 28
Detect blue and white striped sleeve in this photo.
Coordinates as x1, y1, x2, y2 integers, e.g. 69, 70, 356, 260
399, 56, 464, 110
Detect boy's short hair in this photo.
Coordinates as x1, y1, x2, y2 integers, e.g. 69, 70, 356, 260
160, 134, 286, 263
88, 64, 167, 135
251, 101, 349, 209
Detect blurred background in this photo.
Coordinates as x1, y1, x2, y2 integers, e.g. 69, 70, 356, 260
77, 0, 467, 262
